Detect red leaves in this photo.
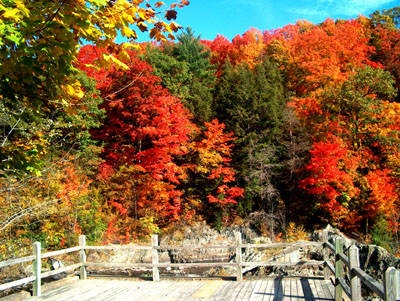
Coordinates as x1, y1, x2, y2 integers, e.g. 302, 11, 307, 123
195, 119, 244, 205
365, 169, 398, 217
78, 44, 243, 232
300, 137, 354, 199
78, 45, 196, 229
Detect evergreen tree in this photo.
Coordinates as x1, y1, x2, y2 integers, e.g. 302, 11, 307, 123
214, 58, 287, 216
144, 28, 216, 125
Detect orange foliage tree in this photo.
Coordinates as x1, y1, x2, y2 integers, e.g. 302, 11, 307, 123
79, 45, 243, 240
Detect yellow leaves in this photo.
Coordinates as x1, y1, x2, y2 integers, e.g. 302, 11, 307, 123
2, 8, 20, 20
102, 53, 130, 70
63, 80, 85, 100
121, 26, 136, 39
1, 1, 29, 22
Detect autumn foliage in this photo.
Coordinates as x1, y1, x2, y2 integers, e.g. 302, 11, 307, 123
77, 45, 243, 241
2, 2, 400, 254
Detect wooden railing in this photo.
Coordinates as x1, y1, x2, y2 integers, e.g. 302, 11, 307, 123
323, 236, 400, 301
0, 233, 399, 300
0, 236, 87, 297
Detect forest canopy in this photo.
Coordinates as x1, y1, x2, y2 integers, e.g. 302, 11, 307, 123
1, 1, 399, 257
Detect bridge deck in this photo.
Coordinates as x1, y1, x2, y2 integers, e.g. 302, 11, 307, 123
4, 276, 335, 301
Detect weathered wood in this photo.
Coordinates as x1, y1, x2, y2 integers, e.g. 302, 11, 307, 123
84, 245, 152, 251
337, 277, 350, 297
325, 260, 335, 275
1, 233, 399, 301
325, 241, 336, 253
349, 245, 361, 301
352, 267, 385, 299
0, 276, 35, 291
0, 255, 36, 269
334, 237, 344, 301
241, 259, 324, 267
235, 232, 243, 281
323, 243, 330, 280
337, 251, 349, 267
40, 246, 81, 259
32, 241, 41, 297
86, 262, 154, 269
41, 263, 82, 279
79, 235, 87, 280
384, 267, 399, 301
151, 234, 160, 282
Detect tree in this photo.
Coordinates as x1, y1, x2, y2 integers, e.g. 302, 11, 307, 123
230, 28, 265, 68
144, 28, 217, 125
369, 20, 400, 101
0, 0, 188, 176
370, 6, 400, 29
184, 119, 244, 227
79, 45, 196, 240
214, 57, 287, 215
202, 34, 234, 76
298, 67, 400, 233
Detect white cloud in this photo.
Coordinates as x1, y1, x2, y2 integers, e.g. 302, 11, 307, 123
287, 0, 396, 24
317, 0, 396, 16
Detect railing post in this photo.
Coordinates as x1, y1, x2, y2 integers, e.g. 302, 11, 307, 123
322, 229, 329, 280
334, 236, 343, 301
349, 245, 361, 301
32, 241, 41, 297
151, 234, 160, 282
384, 267, 399, 301
79, 235, 87, 280
235, 232, 243, 281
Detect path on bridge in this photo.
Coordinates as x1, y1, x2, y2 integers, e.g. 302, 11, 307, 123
3, 276, 334, 301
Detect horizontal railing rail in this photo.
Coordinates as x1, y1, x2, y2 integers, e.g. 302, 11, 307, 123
0, 242, 85, 296
324, 236, 400, 301
0, 232, 399, 300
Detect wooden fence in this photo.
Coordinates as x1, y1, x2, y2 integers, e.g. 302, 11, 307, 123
323, 236, 400, 301
0, 233, 399, 300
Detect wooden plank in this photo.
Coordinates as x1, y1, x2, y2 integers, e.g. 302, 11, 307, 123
41, 246, 81, 259
0, 276, 35, 291
211, 280, 236, 301
191, 280, 223, 299
263, 278, 276, 301
349, 245, 361, 300
226, 279, 246, 299
84, 245, 152, 251
29, 278, 334, 301
320, 279, 335, 299
384, 267, 399, 301
299, 278, 315, 301
0, 255, 35, 268
235, 279, 254, 300
273, 277, 284, 300
353, 267, 384, 298
151, 235, 160, 282
41, 263, 82, 278
307, 279, 320, 299
335, 237, 344, 301
241, 260, 324, 268
291, 278, 305, 301
139, 281, 177, 301
312, 278, 335, 300
248, 279, 264, 301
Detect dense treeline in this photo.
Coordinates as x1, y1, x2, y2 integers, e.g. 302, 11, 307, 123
1, 1, 399, 257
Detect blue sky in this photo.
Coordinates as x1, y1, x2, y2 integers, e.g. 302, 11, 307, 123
143, 0, 399, 41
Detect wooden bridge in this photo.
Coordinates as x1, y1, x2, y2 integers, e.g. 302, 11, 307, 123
2, 277, 335, 300
0, 232, 399, 300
